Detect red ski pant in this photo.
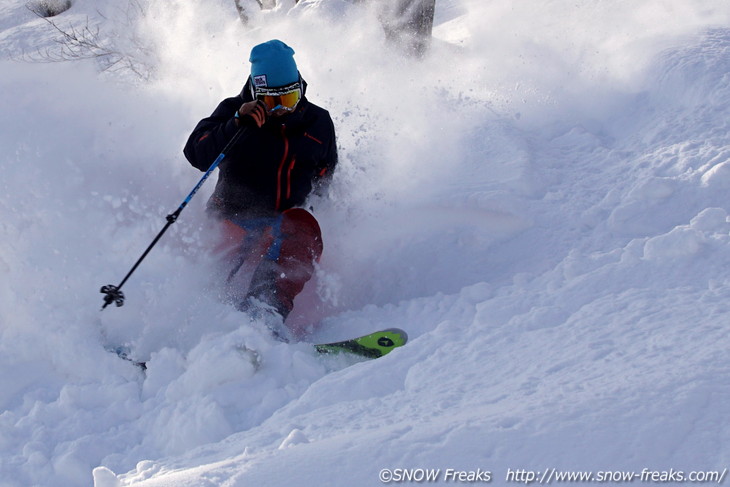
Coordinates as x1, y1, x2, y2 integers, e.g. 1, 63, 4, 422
214, 208, 323, 321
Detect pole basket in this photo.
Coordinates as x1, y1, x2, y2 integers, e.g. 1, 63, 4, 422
100, 284, 125, 309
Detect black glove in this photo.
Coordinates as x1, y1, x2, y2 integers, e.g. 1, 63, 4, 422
236, 100, 268, 128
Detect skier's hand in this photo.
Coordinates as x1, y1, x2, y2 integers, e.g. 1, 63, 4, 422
236, 100, 268, 128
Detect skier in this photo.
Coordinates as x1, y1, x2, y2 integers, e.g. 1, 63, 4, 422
183, 39, 338, 341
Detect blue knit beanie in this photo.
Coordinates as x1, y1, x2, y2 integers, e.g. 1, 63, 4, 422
249, 39, 299, 89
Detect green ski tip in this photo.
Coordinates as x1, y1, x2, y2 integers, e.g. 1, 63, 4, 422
315, 328, 408, 359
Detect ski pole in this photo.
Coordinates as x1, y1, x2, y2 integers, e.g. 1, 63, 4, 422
100, 126, 246, 310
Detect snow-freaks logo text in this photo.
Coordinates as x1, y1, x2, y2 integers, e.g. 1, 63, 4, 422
379, 468, 492, 483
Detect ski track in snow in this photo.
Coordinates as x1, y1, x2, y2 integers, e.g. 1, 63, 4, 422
1, 1, 730, 486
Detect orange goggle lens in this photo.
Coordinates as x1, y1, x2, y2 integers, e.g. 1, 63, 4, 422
256, 87, 301, 112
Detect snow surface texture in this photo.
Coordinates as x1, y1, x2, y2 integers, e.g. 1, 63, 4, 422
1, 0, 730, 486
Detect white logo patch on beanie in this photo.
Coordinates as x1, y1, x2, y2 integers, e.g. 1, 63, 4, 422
253, 74, 268, 88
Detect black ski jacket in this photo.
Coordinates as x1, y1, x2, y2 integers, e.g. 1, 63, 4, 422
183, 78, 338, 220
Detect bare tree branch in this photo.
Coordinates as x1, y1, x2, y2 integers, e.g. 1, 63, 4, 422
18, 2, 153, 80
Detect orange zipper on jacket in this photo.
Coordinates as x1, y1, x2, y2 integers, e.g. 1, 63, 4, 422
286, 157, 297, 200
275, 125, 290, 211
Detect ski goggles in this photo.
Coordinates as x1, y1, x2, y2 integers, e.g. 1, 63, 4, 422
254, 82, 302, 113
